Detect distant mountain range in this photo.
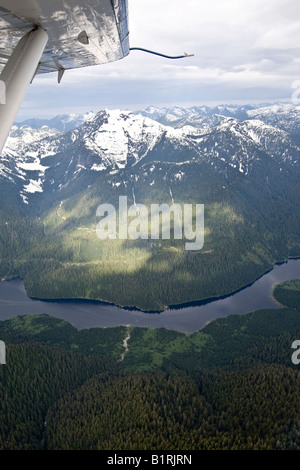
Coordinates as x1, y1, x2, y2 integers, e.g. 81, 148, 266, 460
2, 103, 299, 206
137, 103, 300, 136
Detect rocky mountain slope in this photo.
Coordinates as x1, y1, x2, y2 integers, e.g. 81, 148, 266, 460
1, 103, 299, 207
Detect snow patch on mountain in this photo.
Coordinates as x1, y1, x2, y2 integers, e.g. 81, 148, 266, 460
1, 125, 60, 199
17, 161, 49, 172
4, 125, 61, 156
24, 179, 44, 193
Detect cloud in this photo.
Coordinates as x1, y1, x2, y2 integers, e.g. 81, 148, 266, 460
17, 0, 300, 119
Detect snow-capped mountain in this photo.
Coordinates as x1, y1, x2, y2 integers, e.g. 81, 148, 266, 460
246, 103, 300, 137
1, 104, 299, 206
1, 125, 62, 202
70, 109, 189, 170
190, 117, 299, 175
1, 109, 194, 202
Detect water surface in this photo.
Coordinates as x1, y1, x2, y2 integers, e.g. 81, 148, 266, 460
0, 259, 299, 332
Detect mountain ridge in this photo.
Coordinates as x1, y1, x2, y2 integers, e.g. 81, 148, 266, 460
2, 103, 300, 207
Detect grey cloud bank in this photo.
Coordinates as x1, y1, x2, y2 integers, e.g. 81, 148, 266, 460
17, 0, 300, 119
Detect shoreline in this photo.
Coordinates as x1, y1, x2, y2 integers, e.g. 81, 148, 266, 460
2, 256, 300, 314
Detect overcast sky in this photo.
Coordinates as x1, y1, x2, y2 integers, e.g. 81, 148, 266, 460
17, 0, 300, 120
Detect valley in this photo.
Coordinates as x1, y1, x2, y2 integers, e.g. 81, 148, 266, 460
0, 103, 299, 310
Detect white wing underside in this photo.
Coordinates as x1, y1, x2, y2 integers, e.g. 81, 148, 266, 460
0, 0, 129, 75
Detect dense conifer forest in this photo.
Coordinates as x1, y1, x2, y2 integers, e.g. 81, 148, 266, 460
0, 281, 299, 450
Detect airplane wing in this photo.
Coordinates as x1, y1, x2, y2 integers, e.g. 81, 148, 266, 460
0, 0, 129, 78
0, 0, 191, 152
0, 0, 129, 151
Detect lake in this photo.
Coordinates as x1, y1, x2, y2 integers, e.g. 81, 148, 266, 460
0, 258, 299, 332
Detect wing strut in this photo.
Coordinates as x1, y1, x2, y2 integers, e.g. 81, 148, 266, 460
0, 27, 48, 152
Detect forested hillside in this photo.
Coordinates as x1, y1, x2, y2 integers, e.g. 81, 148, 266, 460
0, 281, 299, 450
